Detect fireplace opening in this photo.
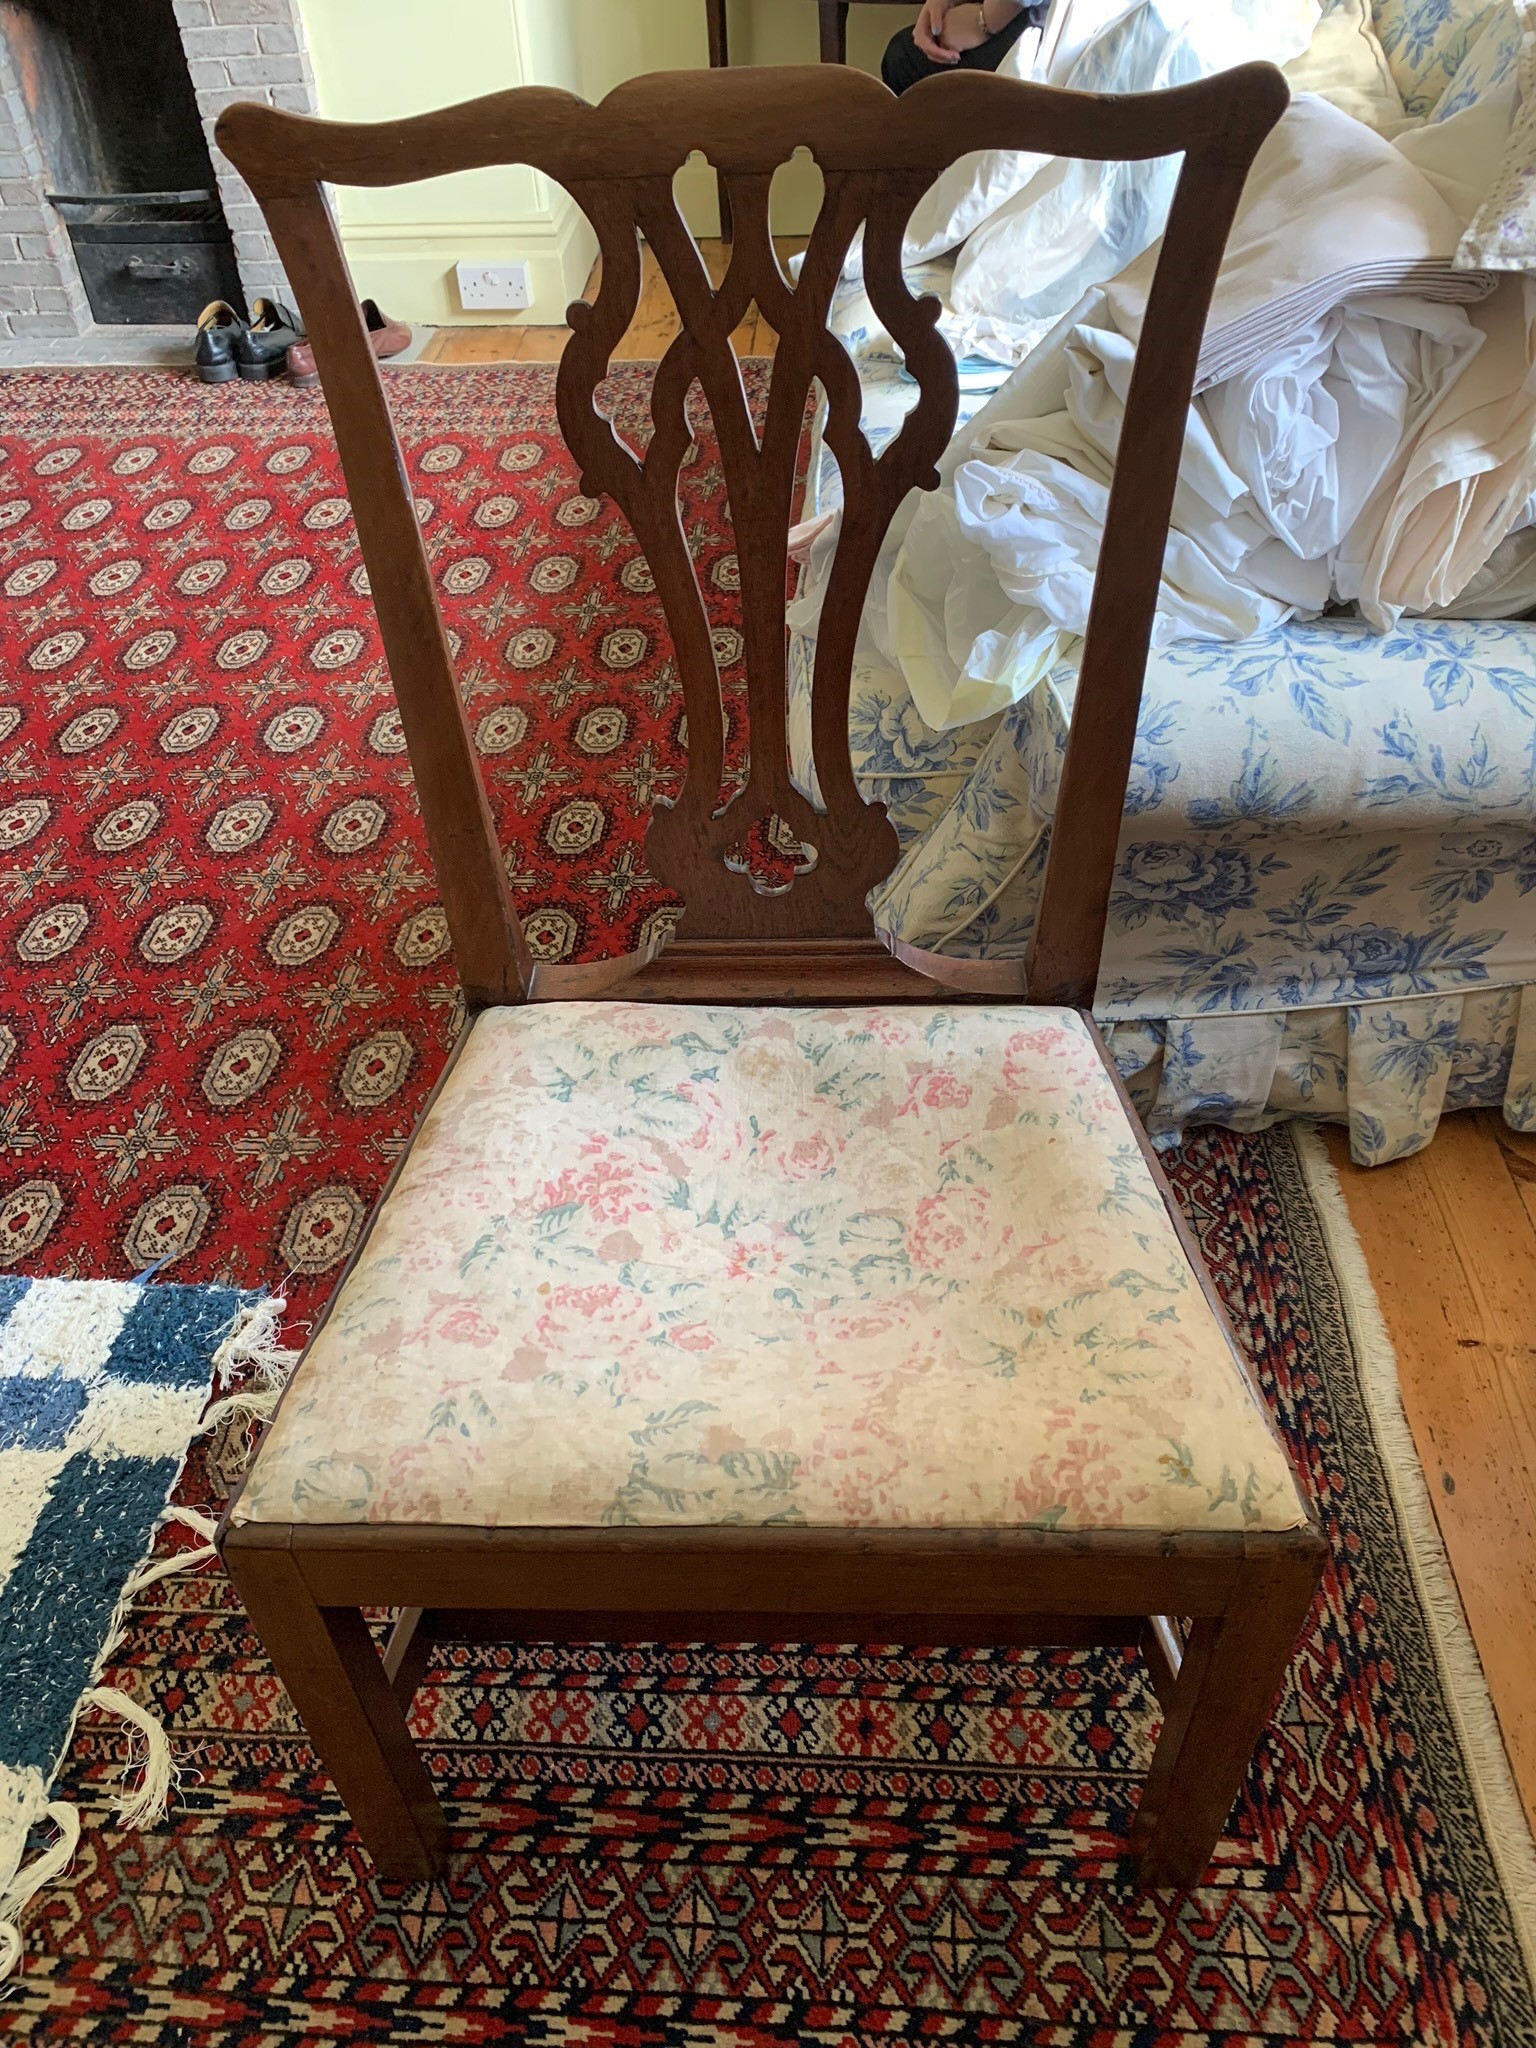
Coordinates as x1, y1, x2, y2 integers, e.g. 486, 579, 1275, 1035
1, 0, 244, 325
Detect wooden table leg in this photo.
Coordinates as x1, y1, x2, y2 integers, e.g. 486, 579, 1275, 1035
704, 0, 733, 242
818, 1, 850, 63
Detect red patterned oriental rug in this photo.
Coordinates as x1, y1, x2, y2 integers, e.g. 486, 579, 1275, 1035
3, 368, 1535, 2042
0, 365, 761, 1322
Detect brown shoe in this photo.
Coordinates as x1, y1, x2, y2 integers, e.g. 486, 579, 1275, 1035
362, 299, 411, 357
286, 299, 412, 387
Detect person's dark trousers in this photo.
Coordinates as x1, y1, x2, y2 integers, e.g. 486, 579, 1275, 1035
881, 7, 1043, 94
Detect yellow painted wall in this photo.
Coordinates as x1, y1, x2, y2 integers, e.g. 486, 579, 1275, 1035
297, 0, 593, 325
295, 0, 911, 324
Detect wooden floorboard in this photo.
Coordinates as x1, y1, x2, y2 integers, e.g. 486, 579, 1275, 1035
1325, 1116, 1536, 1834
420, 237, 805, 365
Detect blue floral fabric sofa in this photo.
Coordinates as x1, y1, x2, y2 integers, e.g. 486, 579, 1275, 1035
841, 616, 1536, 1165
794, 0, 1536, 1165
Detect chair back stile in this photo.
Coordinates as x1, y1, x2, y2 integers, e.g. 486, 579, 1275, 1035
216, 62, 1287, 1009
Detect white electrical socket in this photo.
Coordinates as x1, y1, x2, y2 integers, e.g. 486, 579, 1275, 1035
455, 260, 532, 311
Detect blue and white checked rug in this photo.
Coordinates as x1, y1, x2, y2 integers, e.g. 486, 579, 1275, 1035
0, 1276, 262, 1974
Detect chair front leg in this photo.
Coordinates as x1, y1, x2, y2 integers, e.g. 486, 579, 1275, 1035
1129, 1537, 1323, 1888
222, 1529, 447, 1881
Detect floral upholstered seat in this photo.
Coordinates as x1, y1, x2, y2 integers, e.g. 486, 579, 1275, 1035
235, 1002, 1305, 1537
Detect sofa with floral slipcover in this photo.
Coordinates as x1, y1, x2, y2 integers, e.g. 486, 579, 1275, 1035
793, 0, 1536, 1166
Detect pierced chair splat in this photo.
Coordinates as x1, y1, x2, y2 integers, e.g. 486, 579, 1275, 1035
214, 59, 1321, 1894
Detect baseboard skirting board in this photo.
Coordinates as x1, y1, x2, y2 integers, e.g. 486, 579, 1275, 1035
337, 201, 600, 326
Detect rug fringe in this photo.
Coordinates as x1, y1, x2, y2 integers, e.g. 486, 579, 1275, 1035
0, 1684, 180, 1983
212, 1293, 298, 1395
76, 1689, 180, 1832
197, 1295, 299, 1435
2, 1293, 298, 1983
1294, 1123, 1536, 1982
194, 1387, 284, 1434
0, 1787, 79, 1985
119, 1518, 219, 1599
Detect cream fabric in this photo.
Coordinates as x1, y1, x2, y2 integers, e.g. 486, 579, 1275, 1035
1397, 2, 1526, 222
1335, 271, 1536, 612
1105, 94, 1493, 391
1285, 0, 1413, 134
235, 1003, 1306, 1537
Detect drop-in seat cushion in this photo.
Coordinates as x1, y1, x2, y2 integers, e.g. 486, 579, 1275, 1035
234, 1002, 1306, 1535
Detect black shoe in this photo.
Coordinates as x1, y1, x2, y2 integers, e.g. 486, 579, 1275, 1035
235, 298, 305, 381
194, 300, 244, 383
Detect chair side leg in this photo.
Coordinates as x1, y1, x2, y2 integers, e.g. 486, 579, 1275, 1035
223, 1529, 447, 1881
1129, 1537, 1323, 1888
383, 1605, 437, 1707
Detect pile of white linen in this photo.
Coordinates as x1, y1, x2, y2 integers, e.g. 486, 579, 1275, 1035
1106, 93, 1493, 387
796, 74, 1536, 732
837, 0, 1323, 370
931, 0, 1320, 365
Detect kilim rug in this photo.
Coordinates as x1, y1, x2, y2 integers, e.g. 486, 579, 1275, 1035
1, 1127, 1533, 2043
0, 364, 771, 1324
0, 1279, 249, 1973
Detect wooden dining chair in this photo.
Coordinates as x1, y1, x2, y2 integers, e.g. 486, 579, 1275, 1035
214, 59, 1321, 1892
701, 2, 922, 76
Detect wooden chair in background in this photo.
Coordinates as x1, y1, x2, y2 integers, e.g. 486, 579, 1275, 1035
214, 60, 1322, 1893
812, 0, 928, 66
701, 2, 919, 75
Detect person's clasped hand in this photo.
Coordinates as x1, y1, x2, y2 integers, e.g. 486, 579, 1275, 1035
912, 0, 962, 63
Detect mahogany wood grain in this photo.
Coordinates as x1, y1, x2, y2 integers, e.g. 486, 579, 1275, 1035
1129, 1540, 1321, 1886
1024, 144, 1260, 1006
1140, 1615, 1186, 1709
219, 65, 1284, 188
262, 1522, 1306, 1620
214, 63, 1318, 1893
382, 1606, 435, 1707
397, 1606, 1149, 1651
528, 933, 1021, 1004
255, 185, 531, 1009
820, 1, 850, 64
702, 0, 733, 241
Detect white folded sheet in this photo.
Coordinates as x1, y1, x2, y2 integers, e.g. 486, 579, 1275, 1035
1105, 95, 1495, 389
1204, 293, 1484, 566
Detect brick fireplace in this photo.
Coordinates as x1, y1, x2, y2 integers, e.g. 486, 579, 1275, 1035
0, 0, 317, 342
